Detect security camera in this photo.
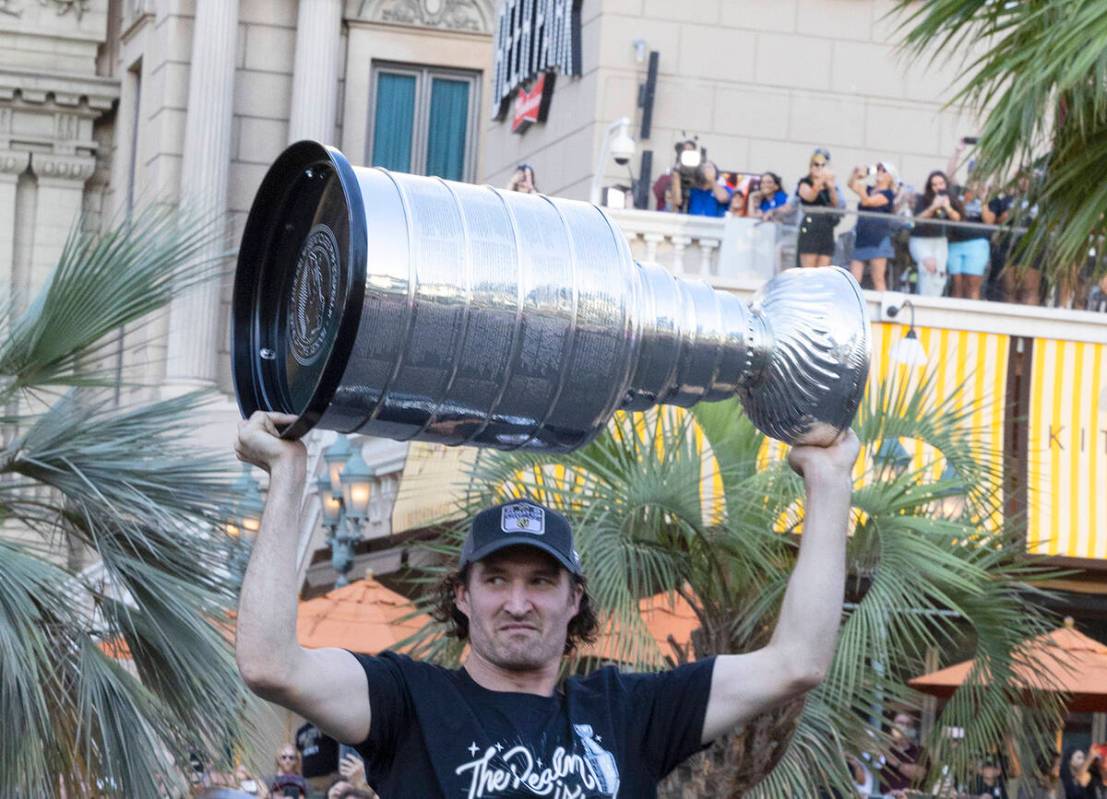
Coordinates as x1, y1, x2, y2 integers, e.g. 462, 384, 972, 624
611, 129, 636, 166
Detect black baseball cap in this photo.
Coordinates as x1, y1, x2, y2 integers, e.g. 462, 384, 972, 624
460, 500, 583, 576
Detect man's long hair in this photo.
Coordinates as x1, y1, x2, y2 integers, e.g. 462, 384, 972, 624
432, 565, 599, 656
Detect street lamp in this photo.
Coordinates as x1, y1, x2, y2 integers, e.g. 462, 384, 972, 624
226, 464, 265, 581
323, 434, 352, 497
313, 434, 374, 587
228, 463, 265, 537
875, 437, 912, 477
340, 447, 373, 523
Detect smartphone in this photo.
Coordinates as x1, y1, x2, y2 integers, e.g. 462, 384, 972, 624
961, 136, 979, 145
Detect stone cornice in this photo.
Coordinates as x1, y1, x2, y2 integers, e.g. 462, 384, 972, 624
0, 67, 119, 111
0, 149, 30, 176
32, 150, 95, 182
347, 0, 495, 34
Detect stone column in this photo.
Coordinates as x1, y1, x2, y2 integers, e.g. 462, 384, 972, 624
287, 0, 343, 144
30, 152, 96, 298
0, 150, 31, 306
165, 0, 239, 388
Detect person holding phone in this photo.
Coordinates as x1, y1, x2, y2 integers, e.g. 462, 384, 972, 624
506, 163, 538, 194
848, 161, 898, 292
796, 147, 844, 268
910, 170, 963, 296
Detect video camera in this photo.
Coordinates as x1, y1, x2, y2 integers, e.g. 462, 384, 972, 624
664, 134, 708, 214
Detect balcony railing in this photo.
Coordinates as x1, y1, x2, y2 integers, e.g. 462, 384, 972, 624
607, 208, 794, 281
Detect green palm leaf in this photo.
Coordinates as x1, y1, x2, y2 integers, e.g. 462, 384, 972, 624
409, 366, 1066, 796
892, 0, 1107, 290
0, 206, 262, 796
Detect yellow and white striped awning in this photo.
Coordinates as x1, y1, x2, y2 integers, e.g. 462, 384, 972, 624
1027, 338, 1107, 559
760, 323, 1009, 518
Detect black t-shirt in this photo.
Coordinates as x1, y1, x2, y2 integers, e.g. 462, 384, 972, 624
352, 651, 715, 798
880, 741, 921, 791
949, 186, 990, 243
854, 186, 895, 249
296, 722, 339, 778
913, 194, 952, 238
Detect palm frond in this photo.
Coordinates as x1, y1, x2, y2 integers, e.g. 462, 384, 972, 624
0, 203, 223, 397
0, 205, 260, 796
892, 0, 1107, 287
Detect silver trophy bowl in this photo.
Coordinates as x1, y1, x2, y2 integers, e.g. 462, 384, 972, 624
232, 141, 870, 451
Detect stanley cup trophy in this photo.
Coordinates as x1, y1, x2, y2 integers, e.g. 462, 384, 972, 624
232, 141, 871, 451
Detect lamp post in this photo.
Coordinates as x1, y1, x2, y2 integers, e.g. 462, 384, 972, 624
334, 447, 373, 587
227, 463, 265, 579
313, 434, 374, 587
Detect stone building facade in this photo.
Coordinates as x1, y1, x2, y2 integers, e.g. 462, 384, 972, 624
0, 0, 984, 574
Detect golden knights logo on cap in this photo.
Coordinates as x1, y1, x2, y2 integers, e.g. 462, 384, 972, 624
501, 502, 545, 535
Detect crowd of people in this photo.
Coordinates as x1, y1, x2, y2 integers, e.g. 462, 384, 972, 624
641, 141, 1107, 311
830, 711, 1107, 799
189, 737, 377, 799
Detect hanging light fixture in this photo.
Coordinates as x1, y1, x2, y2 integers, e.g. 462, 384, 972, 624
323, 435, 352, 499
340, 446, 373, 523
887, 299, 927, 367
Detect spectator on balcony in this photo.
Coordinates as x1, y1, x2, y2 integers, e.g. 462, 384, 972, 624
990, 172, 1043, 305
749, 172, 790, 222
685, 160, 732, 218
947, 181, 995, 300
506, 163, 538, 194
910, 170, 963, 296
796, 147, 844, 268
847, 162, 898, 292
944, 141, 996, 301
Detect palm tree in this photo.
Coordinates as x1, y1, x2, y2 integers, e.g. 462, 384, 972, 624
893, 0, 1107, 298
0, 207, 259, 797
408, 371, 1066, 797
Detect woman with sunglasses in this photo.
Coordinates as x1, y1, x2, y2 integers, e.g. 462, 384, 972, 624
269, 745, 308, 798
795, 148, 843, 268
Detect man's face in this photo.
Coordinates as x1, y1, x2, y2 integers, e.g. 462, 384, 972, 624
455, 547, 582, 671
892, 714, 915, 744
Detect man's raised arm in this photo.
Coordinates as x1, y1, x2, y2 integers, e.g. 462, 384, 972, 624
700, 430, 859, 743
234, 411, 371, 745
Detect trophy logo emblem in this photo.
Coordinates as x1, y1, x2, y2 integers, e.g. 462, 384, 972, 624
288, 223, 339, 366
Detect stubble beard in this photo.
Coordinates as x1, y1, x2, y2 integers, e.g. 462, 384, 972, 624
475, 623, 566, 672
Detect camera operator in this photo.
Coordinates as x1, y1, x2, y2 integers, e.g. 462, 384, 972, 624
684, 161, 732, 217
666, 140, 731, 217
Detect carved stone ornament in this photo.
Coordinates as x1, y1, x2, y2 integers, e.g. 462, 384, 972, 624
40, 0, 90, 19
33, 151, 95, 181
0, 0, 91, 19
355, 0, 494, 33
0, 150, 31, 176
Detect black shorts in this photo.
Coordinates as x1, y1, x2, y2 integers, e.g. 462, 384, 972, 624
797, 213, 837, 257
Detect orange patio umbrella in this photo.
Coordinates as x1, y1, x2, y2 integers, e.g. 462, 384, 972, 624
580, 591, 700, 664
297, 576, 433, 654
909, 618, 1107, 713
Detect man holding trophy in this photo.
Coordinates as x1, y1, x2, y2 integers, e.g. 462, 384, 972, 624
232, 142, 870, 797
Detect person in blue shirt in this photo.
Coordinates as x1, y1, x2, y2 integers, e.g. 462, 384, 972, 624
847, 161, 898, 292
748, 172, 791, 221
685, 160, 732, 217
